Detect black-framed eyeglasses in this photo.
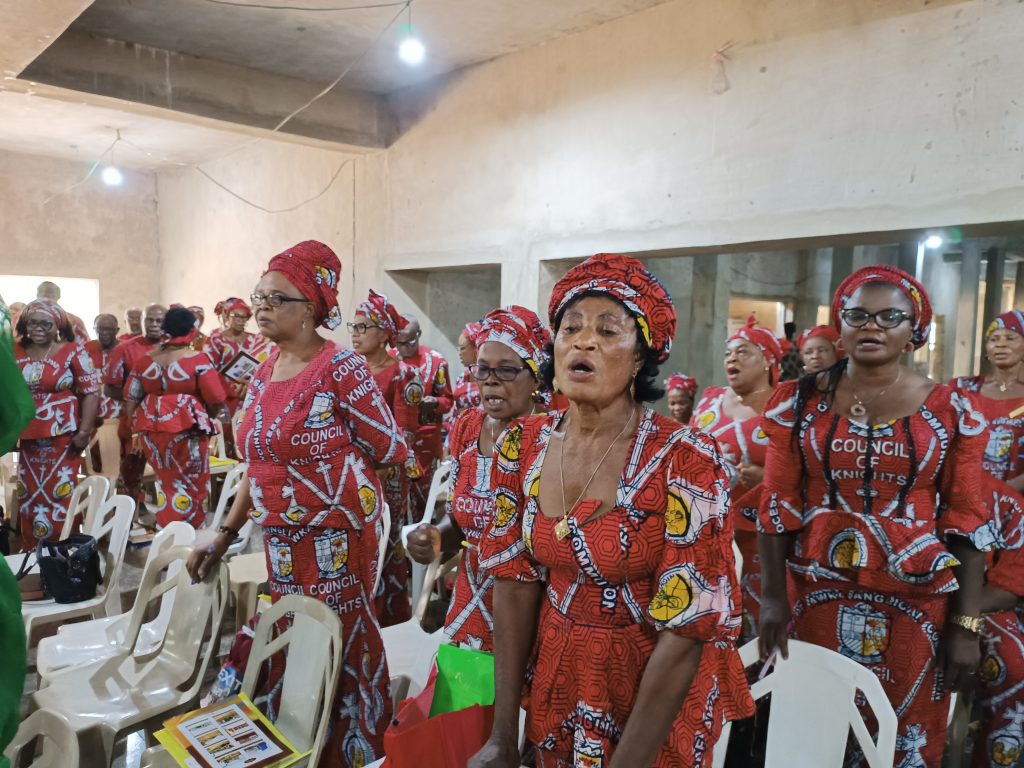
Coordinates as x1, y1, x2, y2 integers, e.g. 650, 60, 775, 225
840, 308, 912, 330
25, 319, 55, 329
250, 293, 310, 309
347, 322, 381, 334
469, 363, 528, 382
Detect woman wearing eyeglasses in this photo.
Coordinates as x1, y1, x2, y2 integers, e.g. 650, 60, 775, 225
206, 297, 273, 416
188, 242, 409, 768
758, 265, 993, 768
407, 306, 550, 652
349, 289, 424, 627
13, 298, 100, 550
690, 316, 784, 639
949, 310, 1024, 768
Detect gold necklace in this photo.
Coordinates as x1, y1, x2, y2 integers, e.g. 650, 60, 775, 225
26, 341, 56, 384
848, 367, 902, 418
735, 387, 770, 405
555, 406, 637, 541
992, 368, 1022, 393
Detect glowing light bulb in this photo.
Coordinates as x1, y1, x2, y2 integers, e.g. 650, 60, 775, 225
924, 234, 943, 249
101, 166, 123, 186
398, 35, 425, 66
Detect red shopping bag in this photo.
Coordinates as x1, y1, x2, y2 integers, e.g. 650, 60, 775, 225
383, 670, 495, 768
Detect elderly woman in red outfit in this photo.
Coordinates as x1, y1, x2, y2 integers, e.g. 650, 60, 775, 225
188, 241, 408, 768
14, 298, 100, 550
407, 306, 551, 651
471, 253, 752, 768
206, 297, 272, 415
664, 372, 698, 425
451, 321, 484, 419
797, 324, 844, 374
690, 317, 783, 638
949, 309, 1024, 768
349, 289, 423, 627
758, 265, 993, 768
123, 307, 228, 529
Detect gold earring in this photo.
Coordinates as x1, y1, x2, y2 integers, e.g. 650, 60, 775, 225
553, 377, 560, 394
302, 320, 307, 330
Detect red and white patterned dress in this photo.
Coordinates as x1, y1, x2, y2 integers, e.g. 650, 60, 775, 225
15, 341, 99, 549
369, 358, 422, 628
950, 376, 1024, 768
690, 385, 770, 637
104, 336, 158, 504
759, 381, 994, 768
398, 346, 453, 510
443, 408, 496, 650
480, 409, 753, 767
205, 329, 274, 415
125, 352, 227, 529
446, 368, 480, 433
239, 341, 408, 768
84, 339, 122, 420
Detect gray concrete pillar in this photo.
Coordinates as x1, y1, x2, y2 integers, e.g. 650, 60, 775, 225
688, 254, 731, 390
952, 241, 982, 378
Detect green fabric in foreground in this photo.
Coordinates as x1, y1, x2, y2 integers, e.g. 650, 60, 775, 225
429, 643, 495, 717
0, 556, 26, 767
0, 294, 34, 455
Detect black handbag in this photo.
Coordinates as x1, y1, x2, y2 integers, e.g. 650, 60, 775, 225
35, 533, 102, 604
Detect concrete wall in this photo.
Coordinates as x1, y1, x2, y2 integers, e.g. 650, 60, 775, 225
0, 148, 160, 322
156, 141, 371, 336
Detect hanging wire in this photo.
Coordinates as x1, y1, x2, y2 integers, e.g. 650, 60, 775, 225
202, 0, 409, 10
41, 0, 408, 211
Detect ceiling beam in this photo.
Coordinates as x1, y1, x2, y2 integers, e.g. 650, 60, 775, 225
0, 0, 94, 78
21, 31, 393, 148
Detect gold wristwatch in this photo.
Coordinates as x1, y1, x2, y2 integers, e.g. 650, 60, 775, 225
948, 614, 984, 634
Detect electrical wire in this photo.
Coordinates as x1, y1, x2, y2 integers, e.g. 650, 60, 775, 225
194, 159, 352, 213
202, 0, 409, 10
40, 134, 120, 206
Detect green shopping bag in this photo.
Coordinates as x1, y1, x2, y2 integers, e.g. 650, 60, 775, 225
428, 643, 495, 717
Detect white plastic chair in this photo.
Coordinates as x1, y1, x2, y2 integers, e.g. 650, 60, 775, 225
400, 460, 453, 607
60, 475, 110, 540
140, 593, 343, 768
382, 619, 446, 709
206, 462, 252, 556
374, 501, 392, 595
31, 547, 230, 768
22, 494, 135, 642
413, 551, 461, 624
711, 639, 898, 768
4, 709, 80, 768
82, 421, 121, 480
732, 539, 744, 581
36, 521, 197, 680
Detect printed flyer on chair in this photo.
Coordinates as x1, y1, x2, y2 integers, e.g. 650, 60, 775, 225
154, 693, 308, 768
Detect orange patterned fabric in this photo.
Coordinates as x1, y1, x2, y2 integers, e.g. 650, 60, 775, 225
480, 410, 753, 766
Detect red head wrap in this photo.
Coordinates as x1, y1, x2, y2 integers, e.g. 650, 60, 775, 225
796, 325, 844, 356
355, 289, 407, 344
463, 321, 484, 347
479, 305, 552, 378
664, 372, 698, 398
728, 315, 785, 371
832, 264, 932, 350
548, 253, 677, 363
216, 297, 252, 319
22, 298, 70, 334
264, 240, 343, 330
986, 310, 1024, 339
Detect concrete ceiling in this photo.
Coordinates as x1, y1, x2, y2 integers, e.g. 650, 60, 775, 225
62, 0, 673, 94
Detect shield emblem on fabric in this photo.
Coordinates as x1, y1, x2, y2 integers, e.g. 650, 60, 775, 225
837, 602, 889, 663
314, 529, 348, 580
304, 392, 336, 428
268, 536, 294, 583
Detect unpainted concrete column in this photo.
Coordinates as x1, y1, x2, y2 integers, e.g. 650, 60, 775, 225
981, 246, 1007, 375
953, 240, 982, 378
687, 254, 731, 390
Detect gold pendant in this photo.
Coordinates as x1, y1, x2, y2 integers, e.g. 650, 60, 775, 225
999, 382, 1008, 392
849, 401, 867, 418
554, 517, 570, 540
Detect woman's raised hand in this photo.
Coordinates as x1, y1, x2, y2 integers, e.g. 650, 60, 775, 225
406, 523, 441, 565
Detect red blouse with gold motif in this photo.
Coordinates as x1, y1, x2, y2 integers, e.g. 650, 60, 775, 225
125, 352, 227, 435
15, 341, 99, 440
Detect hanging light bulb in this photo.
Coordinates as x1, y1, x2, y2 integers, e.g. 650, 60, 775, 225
923, 234, 943, 249
101, 166, 123, 186
397, 3, 425, 66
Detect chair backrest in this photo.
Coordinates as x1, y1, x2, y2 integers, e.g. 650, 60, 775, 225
374, 503, 392, 595
731, 540, 743, 581
414, 551, 461, 623
132, 522, 198, 647
123, 545, 229, 699
60, 476, 111, 540
381, 621, 445, 707
208, 463, 254, 556
240, 594, 343, 763
82, 421, 121, 480
83, 494, 134, 615
712, 639, 897, 768
416, 459, 452, 527
4, 708, 80, 768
